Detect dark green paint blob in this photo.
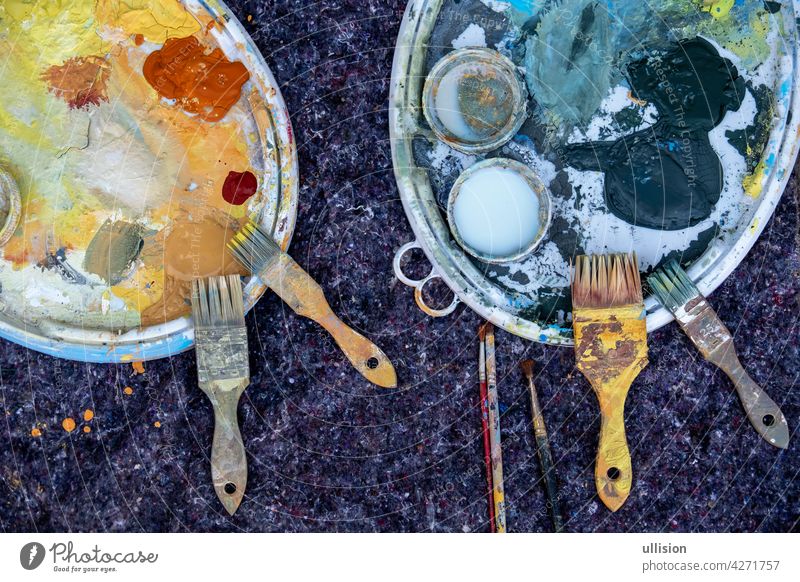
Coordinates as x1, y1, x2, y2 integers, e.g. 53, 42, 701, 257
83, 220, 144, 285
726, 83, 774, 173
763, 1, 782, 14
567, 37, 746, 230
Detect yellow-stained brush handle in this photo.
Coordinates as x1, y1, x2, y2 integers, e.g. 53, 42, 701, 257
262, 254, 397, 388
592, 379, 634, 512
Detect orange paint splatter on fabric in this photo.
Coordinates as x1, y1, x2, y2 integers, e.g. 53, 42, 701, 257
123, 386, 134, 396
83, 409, 94, 422
31, 427, 42, 437
62, 418, 76, 433
83, 426, 92, 434
154, 421, 162, 428
142, 36, 250, 122
132, 361, 145, 375
41, 56, 111, 109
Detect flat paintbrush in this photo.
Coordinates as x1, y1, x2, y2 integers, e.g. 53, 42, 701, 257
572, 253, 648, 512
648, 260, 789, 448
228, 220, 396, 388
191, 274, 250, 515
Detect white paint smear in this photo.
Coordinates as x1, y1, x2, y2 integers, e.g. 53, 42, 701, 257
452, 24, 487, 49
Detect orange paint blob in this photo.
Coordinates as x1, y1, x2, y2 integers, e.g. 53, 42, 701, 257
134, 33, 145, 46
142, 36, 250, 122
123, 386, 134, 396
41, 56, 110, 109
62, 418, 76, 433
83, 409, 94, 422
154, 421, 162, 428
132, 361, 145, 375
162, 215, 246, 282
83, 426, 92, 434
31, 428, 42, 437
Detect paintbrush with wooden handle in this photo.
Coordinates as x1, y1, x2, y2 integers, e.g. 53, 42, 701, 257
572, 253, 648, 512
520, 359, 564, 532
228, 220, 396, 388
648, 260, 789, 448
191, 274, 250, 515
480, 323, 506, 532
478, 328, 496, 532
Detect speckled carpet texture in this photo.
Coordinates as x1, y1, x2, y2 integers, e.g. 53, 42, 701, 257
1, 1, 798, 533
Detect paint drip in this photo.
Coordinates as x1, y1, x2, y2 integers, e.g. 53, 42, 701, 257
222, 171, 258, 205
143, 36, 250, 122
566, 37, 746, 230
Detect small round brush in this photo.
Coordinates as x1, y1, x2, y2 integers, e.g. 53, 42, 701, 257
520, 359, 564, 532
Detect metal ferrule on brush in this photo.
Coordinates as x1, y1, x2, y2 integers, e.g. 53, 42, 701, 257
192, 276, 250, 384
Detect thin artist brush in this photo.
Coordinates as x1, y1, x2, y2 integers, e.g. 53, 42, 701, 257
520, 359, 564, 532
478, 326, 496, 533
483, 323, 507, 533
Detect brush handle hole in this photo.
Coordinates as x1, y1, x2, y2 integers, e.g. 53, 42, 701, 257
224, 482, 237, 495
366, 357, 380, 370
606, 467, 621, 481
762, 414, 776, 427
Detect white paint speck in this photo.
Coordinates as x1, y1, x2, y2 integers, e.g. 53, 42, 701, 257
452, 24, 487, 49
480, 0, 511, 12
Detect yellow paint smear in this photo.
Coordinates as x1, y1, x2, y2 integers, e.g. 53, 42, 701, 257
95, 0, 202, 43
743, 159, 768, 198
702, 0, 735, 20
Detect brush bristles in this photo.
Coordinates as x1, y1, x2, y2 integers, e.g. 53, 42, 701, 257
647, 260, 700, 312
520, 359, 534, 378
571, 253, 643, 310
227, 220, 281, 274
191, 274, 245, 329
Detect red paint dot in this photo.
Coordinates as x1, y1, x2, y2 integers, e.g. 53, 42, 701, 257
222, 171, 258, 205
